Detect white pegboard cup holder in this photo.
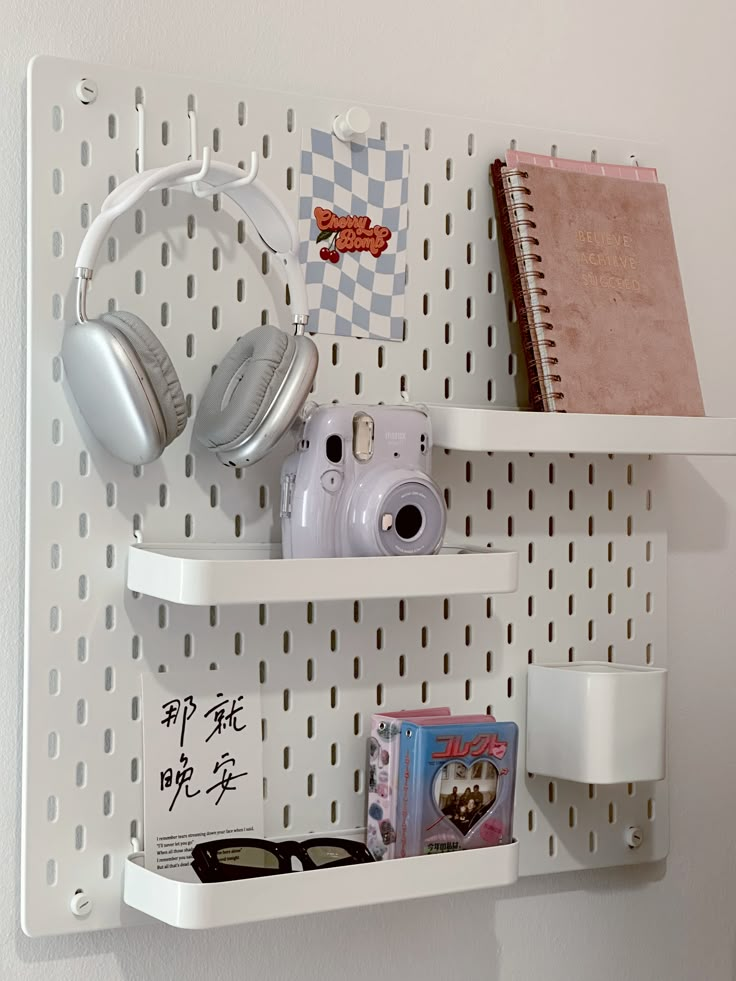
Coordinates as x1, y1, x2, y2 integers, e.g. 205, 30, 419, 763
526, 662, 667, 785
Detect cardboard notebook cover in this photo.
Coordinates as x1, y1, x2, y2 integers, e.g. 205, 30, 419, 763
493, 162, 704, 416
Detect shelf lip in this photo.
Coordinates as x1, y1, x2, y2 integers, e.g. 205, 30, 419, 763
126, 544, 519, 606
123, 841, 519, 929
427, 404, 736, 456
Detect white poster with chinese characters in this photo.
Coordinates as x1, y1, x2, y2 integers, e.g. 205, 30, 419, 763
141, 667, 263, 880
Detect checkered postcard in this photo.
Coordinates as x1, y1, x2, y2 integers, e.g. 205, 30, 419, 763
299, 128, 409, 342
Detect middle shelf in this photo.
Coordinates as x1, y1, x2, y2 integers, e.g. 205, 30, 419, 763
127, 543, 519, 606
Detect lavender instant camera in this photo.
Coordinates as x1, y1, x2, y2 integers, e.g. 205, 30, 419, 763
280, 405, 447, 559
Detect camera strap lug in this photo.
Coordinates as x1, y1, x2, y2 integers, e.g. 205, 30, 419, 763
280, 473, 295, 518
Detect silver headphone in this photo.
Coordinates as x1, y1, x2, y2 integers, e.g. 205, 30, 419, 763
62, 159, 318, 467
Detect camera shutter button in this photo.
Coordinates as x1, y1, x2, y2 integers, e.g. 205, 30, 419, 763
320, 470, 343, 493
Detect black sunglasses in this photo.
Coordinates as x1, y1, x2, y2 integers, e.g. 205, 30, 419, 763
191, 837, 375, 882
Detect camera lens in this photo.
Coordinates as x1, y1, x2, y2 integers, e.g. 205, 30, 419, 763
394, 504, 424, 541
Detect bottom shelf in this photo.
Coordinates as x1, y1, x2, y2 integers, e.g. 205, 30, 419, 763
124, 840, 519, 929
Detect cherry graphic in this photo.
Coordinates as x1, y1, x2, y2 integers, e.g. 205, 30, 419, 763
319, 246, 330, 261
329, 250, 340, 263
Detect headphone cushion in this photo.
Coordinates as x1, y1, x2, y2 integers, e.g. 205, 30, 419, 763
194, 325, 295, 450
99, 311, 187, 443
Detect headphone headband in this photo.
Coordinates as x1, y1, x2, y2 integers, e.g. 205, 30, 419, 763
74, 159, 309, 326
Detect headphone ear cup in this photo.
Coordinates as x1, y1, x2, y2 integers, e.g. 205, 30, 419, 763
194, 325, 318, 466
61, 311, 186, 465
99, 311, 187, 442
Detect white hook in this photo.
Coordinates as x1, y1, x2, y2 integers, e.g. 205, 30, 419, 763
188, 108, 199, 161
191, 150, 259, 198
333, 106, 371, 143
136, 104, 145, 173
177, 146, 213, 187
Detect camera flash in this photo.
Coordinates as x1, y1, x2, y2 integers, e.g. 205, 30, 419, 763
381, 513, 394, 531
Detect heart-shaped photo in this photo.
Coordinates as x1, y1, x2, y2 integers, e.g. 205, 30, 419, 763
432, 758, 499, 836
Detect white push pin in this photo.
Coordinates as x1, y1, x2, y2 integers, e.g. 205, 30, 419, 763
333, 106, 371, 143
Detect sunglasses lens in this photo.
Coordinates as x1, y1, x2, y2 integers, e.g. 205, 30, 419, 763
215, 846, 280, 870
304, 844, 354, 867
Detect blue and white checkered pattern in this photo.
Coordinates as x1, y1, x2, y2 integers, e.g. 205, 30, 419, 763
299, 128, 409, 342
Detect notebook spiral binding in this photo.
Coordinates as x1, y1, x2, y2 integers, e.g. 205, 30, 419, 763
491, 161, 565, 411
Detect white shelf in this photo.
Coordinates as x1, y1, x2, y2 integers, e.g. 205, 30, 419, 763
127, 543, 519, 606
428, 405, 736, 456
124, 841, 519, 929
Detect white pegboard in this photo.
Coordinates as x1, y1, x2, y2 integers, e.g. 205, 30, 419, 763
24, 55, 668, 936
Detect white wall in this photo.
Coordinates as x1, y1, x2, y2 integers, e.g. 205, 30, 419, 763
3, 1, 736, 977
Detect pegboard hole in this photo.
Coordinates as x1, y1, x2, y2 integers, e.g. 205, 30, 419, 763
103, 791, 113, 817
51, 230, 63, 258
80, 141, 90, 166
102, 854, 112, 879
46, 860, 57, 887
568, 806, 577, 828
548, 835, 556, 858
76, 761, 87, 787
48, 732, 59, 759
51, 105, 63, 131
49, 606, 60, 632
263, 134, 271, 158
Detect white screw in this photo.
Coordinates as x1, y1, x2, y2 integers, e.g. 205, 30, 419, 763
333, 106, 371, 143
625, 826, 643, 849
75, 78, 98, 105
70, 891, 93, 918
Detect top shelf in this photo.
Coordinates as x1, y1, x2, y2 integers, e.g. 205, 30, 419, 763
427, 405, 736, 457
